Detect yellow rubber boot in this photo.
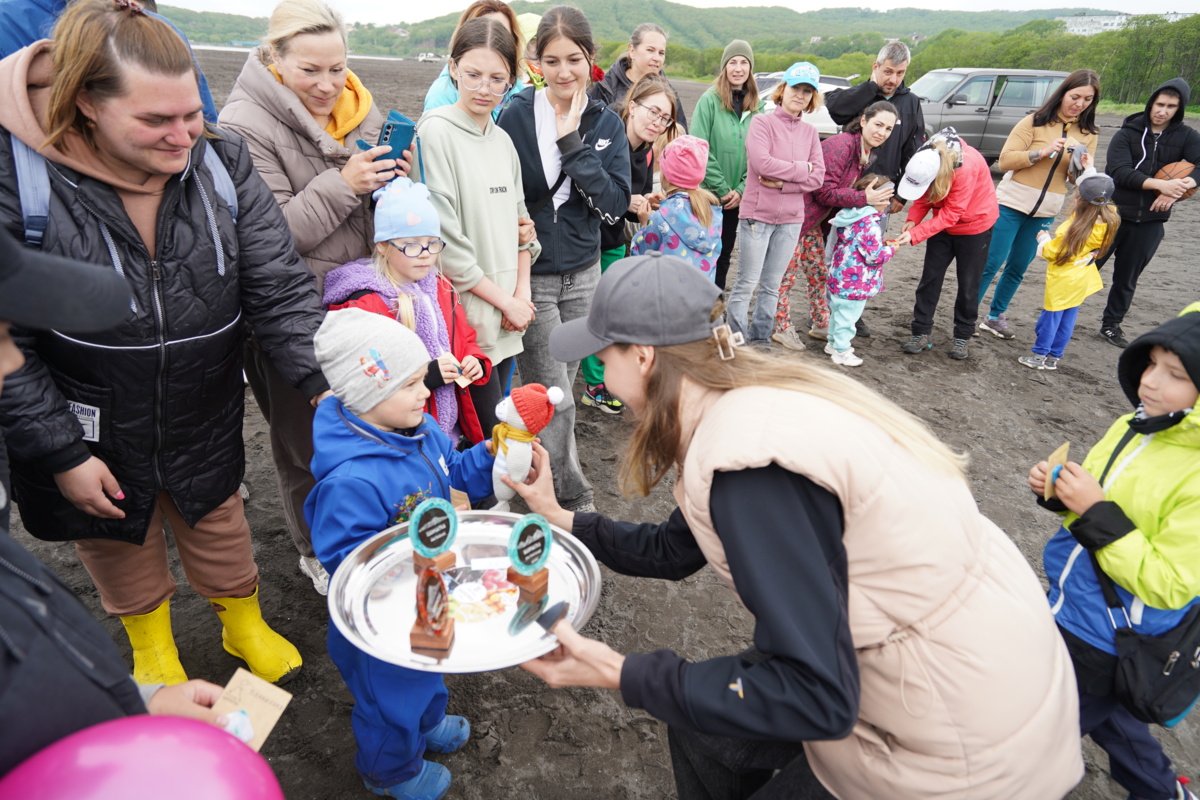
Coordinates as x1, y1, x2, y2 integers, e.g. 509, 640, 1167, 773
210, 587, 302, 684
119, 599, 188, 686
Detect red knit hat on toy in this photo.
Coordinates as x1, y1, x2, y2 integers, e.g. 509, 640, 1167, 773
510, 383, 564, 435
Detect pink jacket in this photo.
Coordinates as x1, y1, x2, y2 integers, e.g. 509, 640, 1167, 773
905, 144, 999, 244
739, 105, 825, 225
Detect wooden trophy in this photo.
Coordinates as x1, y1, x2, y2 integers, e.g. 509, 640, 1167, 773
410, 567, 455, 659
507, 514, 552, 604
410, 497, 457, 572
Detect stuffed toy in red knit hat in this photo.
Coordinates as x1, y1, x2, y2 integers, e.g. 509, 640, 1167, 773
491, 383, 564, 511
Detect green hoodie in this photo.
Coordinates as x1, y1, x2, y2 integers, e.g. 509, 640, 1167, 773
417, 105, 540, 363
691, 87, 765, 198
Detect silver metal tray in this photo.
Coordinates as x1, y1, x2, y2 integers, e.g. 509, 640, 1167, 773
327, 511, 601, 673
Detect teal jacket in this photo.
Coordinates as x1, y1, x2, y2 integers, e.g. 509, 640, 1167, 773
690, 88, 764, 198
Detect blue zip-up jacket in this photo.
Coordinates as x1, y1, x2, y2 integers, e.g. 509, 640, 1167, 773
497, 87, 630, 275
304, 397, 494, 575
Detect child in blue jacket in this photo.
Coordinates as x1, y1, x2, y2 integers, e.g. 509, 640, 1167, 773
305, 308, 494, 800
631, 135, 723, 279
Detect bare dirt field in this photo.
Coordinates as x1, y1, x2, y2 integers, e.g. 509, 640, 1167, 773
13, 49, 1199, 799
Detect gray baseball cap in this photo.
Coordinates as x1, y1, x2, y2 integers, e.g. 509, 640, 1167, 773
550, 252, 722, 362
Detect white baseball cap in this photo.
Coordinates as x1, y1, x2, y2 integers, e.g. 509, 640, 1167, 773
897, 148, 941, 201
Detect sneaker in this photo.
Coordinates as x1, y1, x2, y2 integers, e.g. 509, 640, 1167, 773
770, 327, 807, 351
978, 314, 1014, 339
1043, 356, 1059, 371
823, 342, 836, 355
581, 383, 623, 414
1130, 778, 1199, 800
1100, 324, 1129, 348
948, 338, 969, 360
854, 318, 871, 338
367, 761, 451, 800
299, 555, 330, 596
425, 715, 470, 753
1018, 354, 1047, 370
830, 347, 863, 367
807, 326, 828, 340
901, 334, 933, 354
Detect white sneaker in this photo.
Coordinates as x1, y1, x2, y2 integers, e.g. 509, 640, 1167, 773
830, 347, 863, 367
299, 555, 330, 596
824, 342, 836, 355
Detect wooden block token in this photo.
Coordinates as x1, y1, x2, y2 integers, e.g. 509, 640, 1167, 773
410, 617, 455, 658
413, 551, 456, 572
507, 565, 549, 603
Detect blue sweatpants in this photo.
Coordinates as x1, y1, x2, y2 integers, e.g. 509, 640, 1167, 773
828, 294, 867, 353
978, 205, 1054, 318
1032, 306, 1080, 359
1079, 691, 1178, 800
327, 623, 449, 789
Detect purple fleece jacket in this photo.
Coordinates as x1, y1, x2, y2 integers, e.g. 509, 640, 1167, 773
739, 105, 826, 225
801, 131, 880, 235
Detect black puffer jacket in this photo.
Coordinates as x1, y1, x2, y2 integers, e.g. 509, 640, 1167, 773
1106, 78, 1200, 225
0, 128, 328, 544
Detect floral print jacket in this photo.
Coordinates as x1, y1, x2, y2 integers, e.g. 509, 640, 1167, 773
827, 206, 895, 301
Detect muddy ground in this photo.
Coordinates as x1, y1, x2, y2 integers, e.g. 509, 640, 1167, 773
13, 49, 1199, 799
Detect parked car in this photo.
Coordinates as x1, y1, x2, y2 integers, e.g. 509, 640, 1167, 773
909, 68, 1071, 161
754, 72, 845, 138
418, 52, 440, 63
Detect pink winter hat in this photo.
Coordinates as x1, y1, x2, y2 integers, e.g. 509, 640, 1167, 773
661, 135, 709, 190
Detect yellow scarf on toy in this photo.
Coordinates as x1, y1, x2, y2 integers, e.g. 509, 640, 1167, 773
492, 423, 536, 456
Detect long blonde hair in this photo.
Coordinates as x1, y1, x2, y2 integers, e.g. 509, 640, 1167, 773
371, 244, 417, 330
619, 303, 969, 497
1054, 196, 1119, 266
926, 139, 958, 204
660, 177, 719, 230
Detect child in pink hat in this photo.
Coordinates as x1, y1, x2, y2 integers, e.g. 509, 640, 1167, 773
631, 135, 724, 280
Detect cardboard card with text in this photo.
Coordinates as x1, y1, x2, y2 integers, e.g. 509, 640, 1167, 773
213, 667, 293, 752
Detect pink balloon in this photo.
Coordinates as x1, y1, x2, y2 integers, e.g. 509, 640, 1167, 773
0, 715, 284, 800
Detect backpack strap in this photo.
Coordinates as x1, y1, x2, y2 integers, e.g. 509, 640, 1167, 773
11, 135, 50, 247
202, 142, 238, 224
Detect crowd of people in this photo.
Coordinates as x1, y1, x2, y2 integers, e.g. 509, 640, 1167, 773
0, 0, 1198, 798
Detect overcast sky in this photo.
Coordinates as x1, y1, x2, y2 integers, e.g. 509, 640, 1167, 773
165, 0, 1191, 27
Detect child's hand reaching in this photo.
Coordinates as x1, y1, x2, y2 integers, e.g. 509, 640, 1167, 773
436, 353, 461, 383
1036, 230, 1052, 245
459, 355, 484, 383
1028, 460, 1049, 496
1053, 462, 1105, 516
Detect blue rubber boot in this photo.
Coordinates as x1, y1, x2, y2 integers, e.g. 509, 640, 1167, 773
425, 715, 470, 754
366, 761, 450, 800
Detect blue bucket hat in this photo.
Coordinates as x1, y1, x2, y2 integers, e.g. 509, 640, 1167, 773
782, 62, 820, 90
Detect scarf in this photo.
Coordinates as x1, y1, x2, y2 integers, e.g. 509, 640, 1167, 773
492, 422, 536, 456
323, 260, 457, 435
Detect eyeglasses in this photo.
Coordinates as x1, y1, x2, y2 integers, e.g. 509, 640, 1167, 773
635, 101, 675, 128
455, 62, 511, 97
389, 239, 446, 258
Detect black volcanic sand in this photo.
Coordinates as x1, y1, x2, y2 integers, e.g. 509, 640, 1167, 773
14, 49, 1198, 799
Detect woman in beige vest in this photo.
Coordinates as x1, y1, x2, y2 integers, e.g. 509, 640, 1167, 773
506, 252, 1084, 799
218, 0, 410, 594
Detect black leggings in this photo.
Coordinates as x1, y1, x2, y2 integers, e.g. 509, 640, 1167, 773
910, 228, 992, 341
714, 201, 741, 292
467, 355, 513, 435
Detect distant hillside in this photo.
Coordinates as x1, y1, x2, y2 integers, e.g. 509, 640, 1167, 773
160, 2, 1109, 55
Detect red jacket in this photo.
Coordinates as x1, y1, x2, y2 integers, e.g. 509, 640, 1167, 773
329, 274, 492, 443
905, 144, 999, 244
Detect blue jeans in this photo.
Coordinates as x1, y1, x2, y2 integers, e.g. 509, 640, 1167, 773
978, 205, 1054, 318
828, 294, 866, 353
728, 219, 802, 343
516, 264, 600, 510
1032, 307, 1080, 358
